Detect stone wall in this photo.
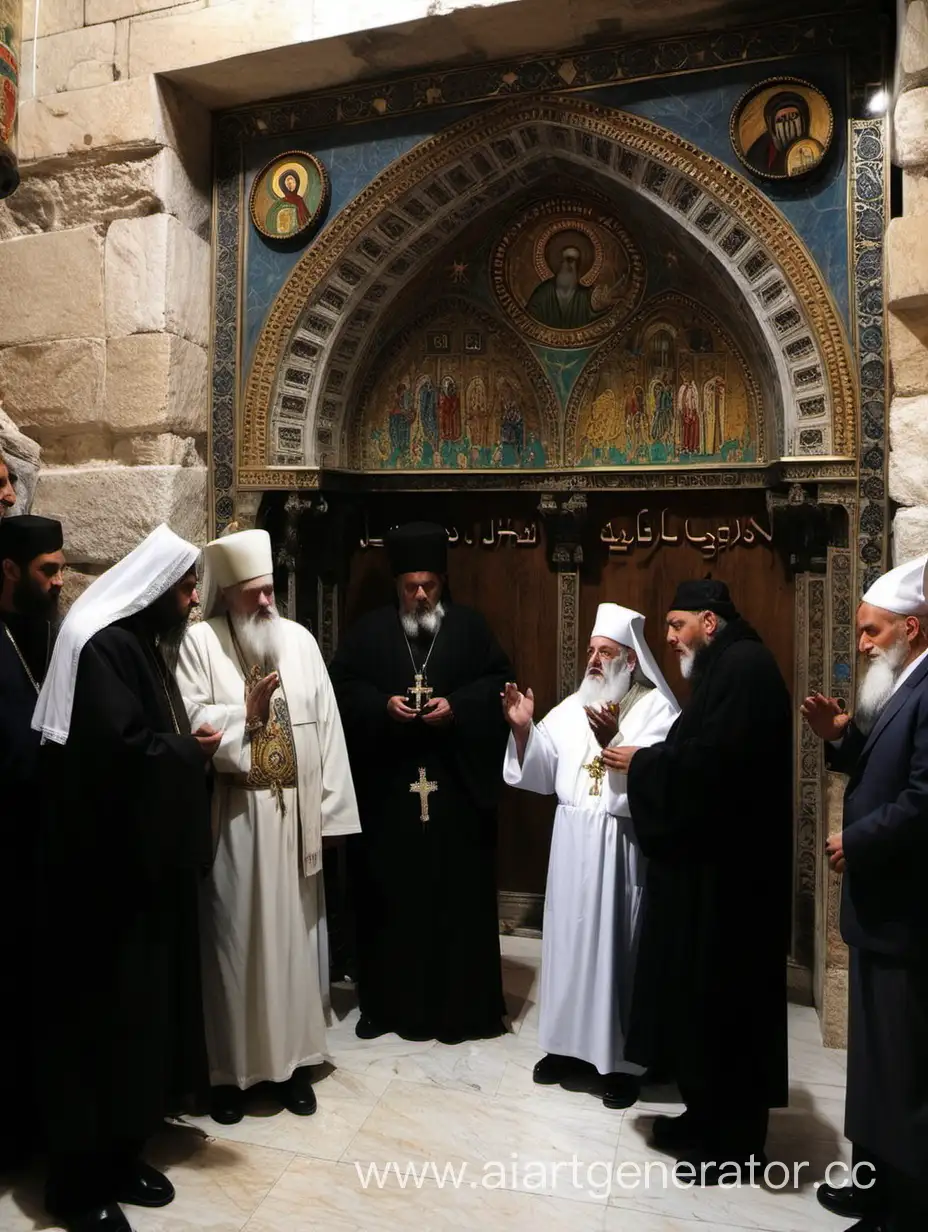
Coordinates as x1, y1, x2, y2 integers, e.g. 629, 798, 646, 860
890, 1, 928, 563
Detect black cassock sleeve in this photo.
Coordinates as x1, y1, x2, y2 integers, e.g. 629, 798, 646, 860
327, 616, 393, 746
627, 646, 785, 860
66, 633, 211, 878
824, 721, 866, 776
446, 612, 513, 811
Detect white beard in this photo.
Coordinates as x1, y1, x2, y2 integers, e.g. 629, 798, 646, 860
856, 637, 909, 733
230, 607, 283, 671
401, 601, 445, 639
577, 654, 632, 709
678, 648, 695, 679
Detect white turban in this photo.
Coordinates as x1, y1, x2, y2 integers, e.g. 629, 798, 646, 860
32, 523, 199, 745
591, 602, 679, 711
862, 553, 928, 616
199, 529, 274, 619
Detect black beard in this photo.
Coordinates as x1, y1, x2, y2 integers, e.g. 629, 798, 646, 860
13, 574, 60, 620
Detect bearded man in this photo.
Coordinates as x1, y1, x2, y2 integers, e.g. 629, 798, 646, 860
803, 554, 928, 1232
604, 578, 792, 1181
175, 529, 360, 1126
329, 521, 512, 1044
503, 604, 679, 1109
0, 515, 64, 1173
526, 245, 598, 330
0, 452, 16, 515
32, 525, 218, 1232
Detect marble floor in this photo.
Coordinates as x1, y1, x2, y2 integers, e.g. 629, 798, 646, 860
1, 936, 851, 1232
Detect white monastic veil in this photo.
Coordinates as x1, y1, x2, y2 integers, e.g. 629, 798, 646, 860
32, 523, 199, 745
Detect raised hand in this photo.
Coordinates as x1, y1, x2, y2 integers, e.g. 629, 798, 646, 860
800, 693, 850, 743
585, 703, 618, 749
501, 682, 534, 735
246, 671, 279, 728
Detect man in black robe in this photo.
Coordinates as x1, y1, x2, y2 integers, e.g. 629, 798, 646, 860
31, 524, 221, 1232
803, 552, 928, 1232
604, 578, 792, 1180
329, 521, 513, 1044
0, 514, 65, 1174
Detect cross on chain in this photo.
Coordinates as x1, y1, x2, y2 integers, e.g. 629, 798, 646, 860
408, 672, 433, 713
409, 766, 437, 827
582, 754, 606, 797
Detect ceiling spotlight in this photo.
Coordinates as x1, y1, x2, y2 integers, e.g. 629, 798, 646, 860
867, 88, 889, 116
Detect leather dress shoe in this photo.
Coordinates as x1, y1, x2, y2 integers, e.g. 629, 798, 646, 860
816, 1183, 881, 1220
210, 1084, 245, 1125
114, 1161, 175, 1209
602, 1072, 641, 1110
355, 1016, 388, 1040
64, 1203, 133, 1232
280, 1071, 317, 1116
533, 1054, 593, 1086
651, 1111, 709, 1152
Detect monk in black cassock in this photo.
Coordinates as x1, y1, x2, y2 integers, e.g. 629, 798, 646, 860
0, 514, 65, 1174
329, 521, 513, 1044
604, 579, 792, 1180
32, 524, 221, 1232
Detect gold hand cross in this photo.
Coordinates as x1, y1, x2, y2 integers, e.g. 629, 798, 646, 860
409, 766, 438, 827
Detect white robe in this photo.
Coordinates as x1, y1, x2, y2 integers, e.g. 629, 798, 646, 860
175, 616, 361, 1089
503, 686, 678, 1075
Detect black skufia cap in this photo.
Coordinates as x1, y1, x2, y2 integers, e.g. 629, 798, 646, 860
0, 514, 63, 566
670, 576, 739, 621
385, 521, 448, 576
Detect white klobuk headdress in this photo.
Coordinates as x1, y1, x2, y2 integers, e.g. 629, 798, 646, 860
590, 602, 679, 712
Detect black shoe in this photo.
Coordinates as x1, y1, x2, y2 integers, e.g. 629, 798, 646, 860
672, 1149, 767, 1187
210, 1084, 245, 1125
532, 1054, 593, 1087
355, 1016, 389, 1039
602, 1072, 641, 1110
651, 1110, 710, 1152
816, 1183, 881, 1220
279, 1071, 317, 1117
64, 1205, 133, 1232
113, 1161, 175, 1209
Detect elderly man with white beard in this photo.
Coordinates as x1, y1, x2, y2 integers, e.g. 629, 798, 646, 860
802, 554, 928, 1232
175, 529, 360, 1127
502, 603, 679, 1109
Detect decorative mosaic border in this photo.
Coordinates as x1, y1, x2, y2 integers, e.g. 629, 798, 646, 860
557, 569, 579, 702
210, 8, 873, 533
851, 117, 889, 592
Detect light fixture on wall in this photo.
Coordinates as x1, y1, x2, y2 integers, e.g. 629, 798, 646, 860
867, 88, 890, 115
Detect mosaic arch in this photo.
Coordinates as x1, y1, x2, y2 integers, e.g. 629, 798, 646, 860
240, 95, 858, 486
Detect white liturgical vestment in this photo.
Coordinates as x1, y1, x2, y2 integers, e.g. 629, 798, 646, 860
504, 686, 678, 1075
176, 615, 360, 1088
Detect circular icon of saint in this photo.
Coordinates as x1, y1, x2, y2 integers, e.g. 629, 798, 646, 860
492, 200, 645, 348
250, 151, 329, 242
731, 79, 833, 182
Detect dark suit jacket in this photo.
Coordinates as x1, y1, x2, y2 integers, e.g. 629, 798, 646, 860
829, 653, 928, 957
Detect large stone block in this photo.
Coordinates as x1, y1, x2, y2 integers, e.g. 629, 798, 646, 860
0, 148, 210, 241
23, 0, 85, 38
903, 166, 928, 216
887, 216, 928, 310
0, 338, 106, 431
113, 432, 202, 465
894, 87, 928, 168
105, 333, 208, 435
105, 214, 209, 344
889, 393, 928, 506
889, 306, 928, 396
32, 464, 208, 563
17, 76, 209, 168
33, 23, 117, 96
0, 228, 105, 345
902, 0, 928, 78
893, 504, 928, 563
87, 0, 200, 24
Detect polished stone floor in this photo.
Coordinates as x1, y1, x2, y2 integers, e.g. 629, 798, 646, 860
1, 936, 851, 1232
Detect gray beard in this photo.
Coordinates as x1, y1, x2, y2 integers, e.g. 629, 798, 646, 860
577, 655, 631, 708
856, 638, 909, 733
230, 608, 283, 671
401, 601, 445, 640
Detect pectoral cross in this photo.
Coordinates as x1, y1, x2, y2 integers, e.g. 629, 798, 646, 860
408, 672, 433, 713
410, 766, 437, 827
582, 754, 606, 797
